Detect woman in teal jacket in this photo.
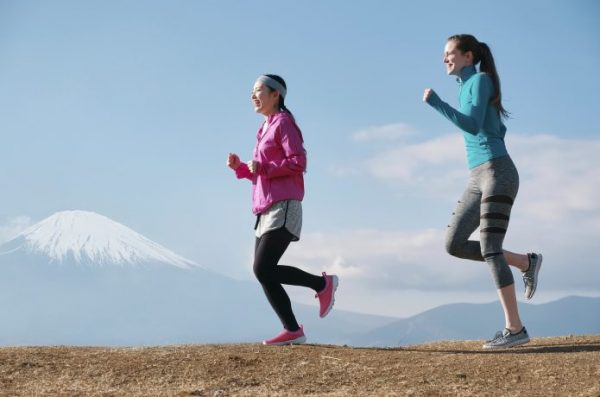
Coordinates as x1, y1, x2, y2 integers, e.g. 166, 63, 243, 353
424, 34, 543, 349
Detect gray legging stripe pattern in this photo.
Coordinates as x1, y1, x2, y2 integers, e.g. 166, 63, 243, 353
445, 156, 520, 288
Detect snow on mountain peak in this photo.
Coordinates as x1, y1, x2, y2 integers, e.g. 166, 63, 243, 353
5, 210, 197, 268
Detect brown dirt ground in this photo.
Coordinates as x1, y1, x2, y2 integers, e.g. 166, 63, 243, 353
0, 335, 599, 396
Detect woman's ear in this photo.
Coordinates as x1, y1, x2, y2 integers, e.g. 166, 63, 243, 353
465, 50, 474, 63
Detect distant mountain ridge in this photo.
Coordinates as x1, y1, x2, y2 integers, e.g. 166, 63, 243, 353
0, 210, 597, 347
349, 295, 600, 346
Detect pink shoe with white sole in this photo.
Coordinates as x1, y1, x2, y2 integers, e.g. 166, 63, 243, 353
316, 272, 338, 318
262, 325, 306, 346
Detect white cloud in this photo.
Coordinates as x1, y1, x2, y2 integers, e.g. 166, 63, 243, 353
366, 133, 465, 190
326, 164, 360, 178
0, 216, 31, 244
283, 227, 500, 318
286, 130, 600, 317
364, 131, 600, 224
285, 228, 484, 290
508, 134, 600, 222
352, 123, 416, 142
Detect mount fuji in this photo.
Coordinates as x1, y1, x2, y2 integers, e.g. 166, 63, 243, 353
0, 210, 395, 346
1, 210, 196, 268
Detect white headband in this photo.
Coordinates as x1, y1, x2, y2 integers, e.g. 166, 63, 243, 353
257, 75, 287, 99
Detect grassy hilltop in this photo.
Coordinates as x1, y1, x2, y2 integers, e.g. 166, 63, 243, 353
1, 335, 599, 396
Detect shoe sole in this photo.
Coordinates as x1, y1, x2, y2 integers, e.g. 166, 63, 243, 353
262, 335, 307, 346
525, 254, 543, 300
320, 275, 339, 318
483, 336, 530, 349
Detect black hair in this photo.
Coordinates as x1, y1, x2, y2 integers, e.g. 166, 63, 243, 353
263, 74, 306, 168
448, 34, 509, 119
264, 74, 294, 118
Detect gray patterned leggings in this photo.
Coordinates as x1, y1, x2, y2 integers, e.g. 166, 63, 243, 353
445, 155, 519, 288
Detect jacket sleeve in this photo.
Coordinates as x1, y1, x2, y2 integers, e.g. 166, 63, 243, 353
426, 74, 494, 134
261, 120, 307, 178
234, 162, 253, 180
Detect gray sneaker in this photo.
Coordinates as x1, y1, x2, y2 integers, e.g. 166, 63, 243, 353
483, 327, 530, 349
485, 330, 503, 343
522, 253, 543, 300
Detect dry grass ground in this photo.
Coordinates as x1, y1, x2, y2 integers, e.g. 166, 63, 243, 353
1, 335, 599, 396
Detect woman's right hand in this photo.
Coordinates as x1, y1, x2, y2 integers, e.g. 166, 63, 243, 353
227, 153, 241, 170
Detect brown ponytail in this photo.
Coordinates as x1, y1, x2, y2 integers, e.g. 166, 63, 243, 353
448, 34, 509, 119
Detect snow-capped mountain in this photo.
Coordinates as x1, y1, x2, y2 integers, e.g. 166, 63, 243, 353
0, 210, 196, 268
0, 210, 394, 346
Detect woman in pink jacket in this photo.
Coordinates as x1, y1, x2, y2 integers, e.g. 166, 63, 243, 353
228, 74, 338, 346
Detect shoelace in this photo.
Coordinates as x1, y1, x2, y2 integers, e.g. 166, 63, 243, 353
523, 268, 535, 283
523, 257, 535, 281
487, 330, 504, 342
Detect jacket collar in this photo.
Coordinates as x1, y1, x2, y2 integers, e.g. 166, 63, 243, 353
257, 111, 286, 140
457, 65, 477, 84
267, 111, 287, 124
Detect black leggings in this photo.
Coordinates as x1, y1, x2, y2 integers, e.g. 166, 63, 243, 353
253, 228, 326, 331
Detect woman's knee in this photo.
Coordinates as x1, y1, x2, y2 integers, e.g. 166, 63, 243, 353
254, 258, 279, 284
445, 231, 462, 257
253, 261, 269, 283
484, 254, 514, 288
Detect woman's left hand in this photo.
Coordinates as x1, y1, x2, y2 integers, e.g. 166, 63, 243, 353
247, 160, 261, 174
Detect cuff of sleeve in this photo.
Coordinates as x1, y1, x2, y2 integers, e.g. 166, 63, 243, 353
235, 166, 249, 179
426, 91, 442, 107
259, 162, 271, 177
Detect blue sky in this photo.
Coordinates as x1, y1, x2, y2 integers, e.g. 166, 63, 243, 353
1, 0, 599, 317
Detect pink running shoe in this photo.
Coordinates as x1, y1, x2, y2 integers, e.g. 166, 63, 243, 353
316, 272, 338, 318
262, 325, 306, 346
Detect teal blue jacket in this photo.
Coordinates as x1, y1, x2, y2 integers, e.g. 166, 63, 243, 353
426, 65, 508, 169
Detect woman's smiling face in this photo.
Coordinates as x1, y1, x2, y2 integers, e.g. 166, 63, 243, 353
251, 81, 279, 116
444, 39, 473, 76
